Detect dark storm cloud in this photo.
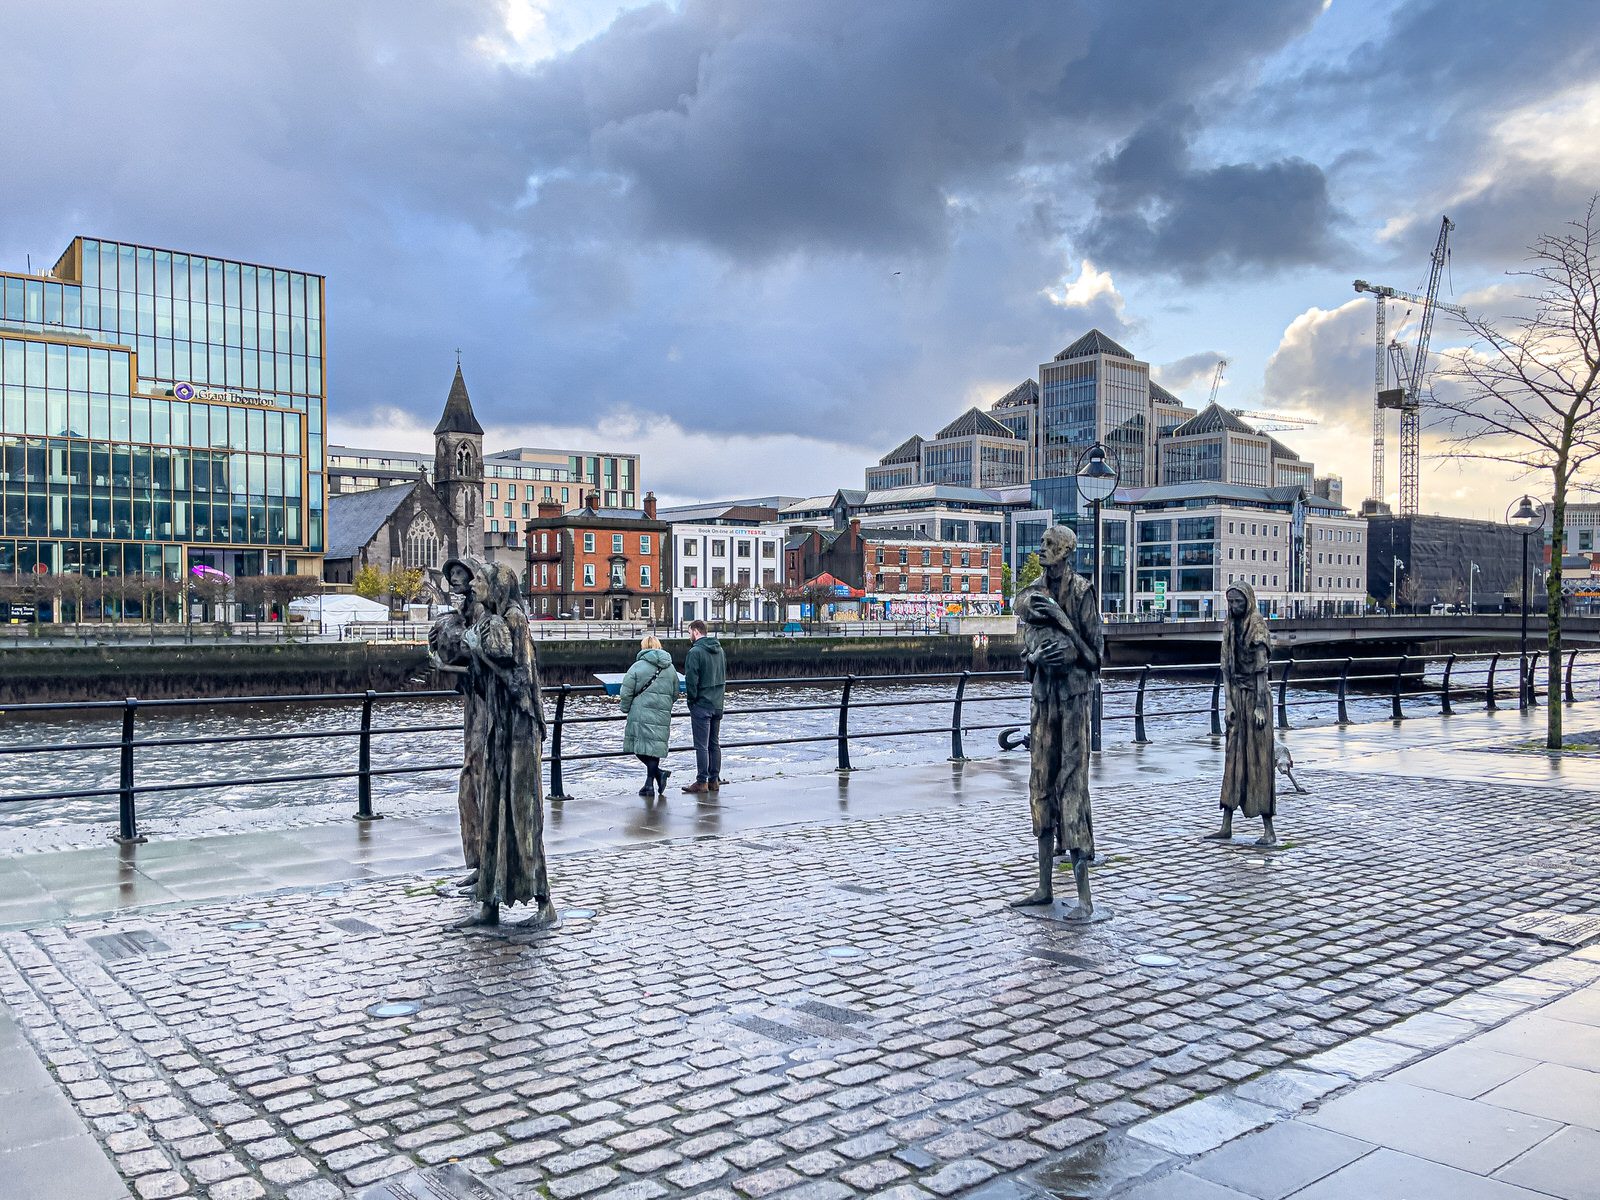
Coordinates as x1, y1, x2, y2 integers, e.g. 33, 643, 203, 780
1079, 109, 1343, 281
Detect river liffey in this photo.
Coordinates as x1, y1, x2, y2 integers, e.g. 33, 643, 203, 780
0, 661, 1475, 852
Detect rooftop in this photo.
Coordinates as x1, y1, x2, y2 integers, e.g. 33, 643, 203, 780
1169, 402, 1261, 438
1053, 328, 1136, 362
933, 407, 1019, 441
433, 364, 484, 437
990, 379, 1040, 409
876, 434, 925, 466
324, 482, 416, 561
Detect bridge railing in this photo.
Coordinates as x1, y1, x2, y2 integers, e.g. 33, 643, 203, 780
1, 647, 1594, 844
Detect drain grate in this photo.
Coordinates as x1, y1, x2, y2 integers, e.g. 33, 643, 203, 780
83, 929, 170, 962
1029, 948, 1096, 970
330, 918, 382, 936
793, 999, 870, 1025
731, 1014, 812, 1045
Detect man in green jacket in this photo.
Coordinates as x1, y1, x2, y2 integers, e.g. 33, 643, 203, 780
683, 619, 726, 793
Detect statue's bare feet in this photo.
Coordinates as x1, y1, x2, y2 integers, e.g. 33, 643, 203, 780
453, 903, 499, 928
1010, 889, 1053, 908
455, 868, 479, 888
1254, 832, 1279, 847
1201, 829, 1232, 841
523, 899, 558, 928
1060, 903, 1095, 923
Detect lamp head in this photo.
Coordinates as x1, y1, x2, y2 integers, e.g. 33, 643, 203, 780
1077, 443, 1118, 503
1510, 495, 1542, 528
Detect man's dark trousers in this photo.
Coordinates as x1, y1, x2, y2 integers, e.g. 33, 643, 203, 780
691, 702, 722, 783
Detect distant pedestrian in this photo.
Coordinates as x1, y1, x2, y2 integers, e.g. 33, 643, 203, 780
682, 620, 726, 793
619, 634, 677, 797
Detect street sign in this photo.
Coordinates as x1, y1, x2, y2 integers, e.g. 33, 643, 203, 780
1153, 580, 1167, 612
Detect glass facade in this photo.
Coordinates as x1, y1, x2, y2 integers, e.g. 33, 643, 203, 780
0, 237, 325, 610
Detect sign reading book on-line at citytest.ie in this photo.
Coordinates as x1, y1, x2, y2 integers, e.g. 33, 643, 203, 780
172, 381, 279, 408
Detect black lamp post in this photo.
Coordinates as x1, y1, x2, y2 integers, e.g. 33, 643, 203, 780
1507, 494, 1547, 709
1076, 443, 1119, 609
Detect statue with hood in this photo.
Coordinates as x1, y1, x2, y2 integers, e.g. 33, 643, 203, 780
431, 555, 489, 890
1010, 524, 1104, 919
430, 560, 556, 927
1206, 580, 1278, 846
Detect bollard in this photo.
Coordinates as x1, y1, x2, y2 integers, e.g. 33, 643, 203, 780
548, 684, 571, 800
1486, 653, 1500, 711
949, 670, 969, 762
115, 697, 146, 845
1276, 655, 1292, 731
1441, 653, 1457, 716
1566, 650, 1578, 705
1336, 657, 1352, 725
1391, 654, 1407, 721
1133, 665, 1151, 744
1527, 652, 1542, 707
354, 690, 382, 821
1210, 667, 1224, 738
1091, 679, 1104, 752
837, 675, 855, 772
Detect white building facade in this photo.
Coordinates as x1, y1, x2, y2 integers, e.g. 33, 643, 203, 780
670, 522, 786, 625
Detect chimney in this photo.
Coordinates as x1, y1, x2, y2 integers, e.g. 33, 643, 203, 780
643, 491, 657, 520
584, 491, 599, 512
537, 500, 561, 519
849, 518, 861, 537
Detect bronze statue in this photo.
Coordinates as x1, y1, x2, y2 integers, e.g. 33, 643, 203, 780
1206, 580, 1278, 846
1010, 525, 1104, 919
430, 555, 488, 890
430, 562, 555, 927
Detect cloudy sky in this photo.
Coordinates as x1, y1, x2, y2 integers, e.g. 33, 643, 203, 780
4, 0, 1598, 516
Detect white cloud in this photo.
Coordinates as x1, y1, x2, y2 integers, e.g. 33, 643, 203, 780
1044, 259, 1126, 318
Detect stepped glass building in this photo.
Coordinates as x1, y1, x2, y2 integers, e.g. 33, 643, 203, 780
0, 238, 325, 618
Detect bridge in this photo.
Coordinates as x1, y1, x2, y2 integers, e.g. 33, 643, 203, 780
1103, 612, 1600, 661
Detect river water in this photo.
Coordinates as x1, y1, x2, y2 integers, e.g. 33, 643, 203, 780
0, 659, 1491, 851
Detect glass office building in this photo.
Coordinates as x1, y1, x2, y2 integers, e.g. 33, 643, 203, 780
0, 237, 325, 615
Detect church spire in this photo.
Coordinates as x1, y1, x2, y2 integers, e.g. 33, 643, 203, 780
433, 362, 484, 436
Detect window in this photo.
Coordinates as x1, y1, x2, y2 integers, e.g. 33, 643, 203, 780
641, 565, 652, 587
504, 502, 512, 517
922, 549, 931, 566
762, 542, 776, 558
583, 597, 594, 618
961, 552, 969, 567
507, 484, 517, 500
583, 532, 595, 553
899, 549, 908, 565
737, 540, 751, 557
489, 483, 499, 499
612, 534, 623, 554
712, 539, 727, 556
640, 534, 652, 554
583, 564, 596, 587
712, 567, 726, 586
683, 538, 698, 556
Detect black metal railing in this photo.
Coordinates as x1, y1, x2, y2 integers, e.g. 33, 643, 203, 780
2, 648, 1595, 844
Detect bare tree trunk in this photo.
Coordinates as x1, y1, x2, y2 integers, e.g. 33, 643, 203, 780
1548, 466, 1568, 749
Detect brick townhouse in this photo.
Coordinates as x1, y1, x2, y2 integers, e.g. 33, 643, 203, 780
525, 492, 670, 620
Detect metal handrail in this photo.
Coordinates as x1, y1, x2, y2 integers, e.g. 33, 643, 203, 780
4, 650, 1597, 842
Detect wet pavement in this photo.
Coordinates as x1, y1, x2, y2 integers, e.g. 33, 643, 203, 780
1, 702, 1598, 1198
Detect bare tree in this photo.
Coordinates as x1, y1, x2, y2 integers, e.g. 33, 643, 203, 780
1432, 198, 1600, 748
1440, 576, 1468, 609
714, 582, 750, 632
1397, 573, 1422, 615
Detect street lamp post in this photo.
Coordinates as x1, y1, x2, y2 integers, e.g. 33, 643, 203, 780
1075, 443, 1119, 608
1392, 556, 1405, 614
1468, 562, 1479, 614
1507, 495, 1547, 709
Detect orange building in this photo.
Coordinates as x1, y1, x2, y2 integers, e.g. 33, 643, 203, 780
525, 492, 669, 620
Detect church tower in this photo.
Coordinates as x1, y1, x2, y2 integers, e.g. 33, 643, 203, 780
434, 362, 484, 559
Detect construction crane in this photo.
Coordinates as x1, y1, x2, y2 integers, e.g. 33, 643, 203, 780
1353, 216, 1466, 514
1207, 358, 1228, 404
1230, 409, 1321, 433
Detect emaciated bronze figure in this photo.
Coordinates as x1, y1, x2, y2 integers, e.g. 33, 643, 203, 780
1010, 525, 1104, 919
430, 555, 488, 890
430, 561, 555, 927
1206, 580, 1278, 846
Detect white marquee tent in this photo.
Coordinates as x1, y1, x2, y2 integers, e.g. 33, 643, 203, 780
287, 593, 388, 631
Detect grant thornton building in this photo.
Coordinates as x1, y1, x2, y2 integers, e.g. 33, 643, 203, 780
0, 237, 326, 613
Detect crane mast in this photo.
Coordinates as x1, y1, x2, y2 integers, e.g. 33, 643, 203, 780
1353, 216, 1463, 515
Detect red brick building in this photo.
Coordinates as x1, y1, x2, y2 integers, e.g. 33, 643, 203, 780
861, 528, 1005, 617
525, 492, 670, 620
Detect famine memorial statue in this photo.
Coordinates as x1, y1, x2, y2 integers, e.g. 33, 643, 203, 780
1010, 525, 1104, 919
1205, 580, 1279, 846
430, 559, 556, 928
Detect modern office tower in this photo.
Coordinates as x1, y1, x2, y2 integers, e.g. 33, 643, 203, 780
866, 435, 924, 491
0, 237, 326, 614
1038, 329, 1169, 485
1158, 403, 1316, 489
921, 408, 1028, 489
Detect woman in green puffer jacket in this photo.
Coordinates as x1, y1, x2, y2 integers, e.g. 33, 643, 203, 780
618, 635, 678, 797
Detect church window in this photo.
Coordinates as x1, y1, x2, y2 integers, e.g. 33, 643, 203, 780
403, 513, 441, 569
456, 444, 473, 475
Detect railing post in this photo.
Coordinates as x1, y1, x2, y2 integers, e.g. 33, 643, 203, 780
949, 670, 969, 762
115, 697, 145, 845
837, 675, 855, 771
1527, 652, 1542, 707
1133, 665, 1151, 744
353, 690, 381, 821
547, 684, 571, 800
1210, 666, 1223, 738
1336, 657, 1351, 725
1486, 652, 1500, 711
1276, 654, 1292, 731
1441, 652, 1456, 716
1391, 654, 1406, 721
1091, 679, 1103, 752
1566, 650, 1578, 705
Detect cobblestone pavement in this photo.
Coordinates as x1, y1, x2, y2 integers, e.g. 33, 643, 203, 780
2, 761, 1598, 1200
